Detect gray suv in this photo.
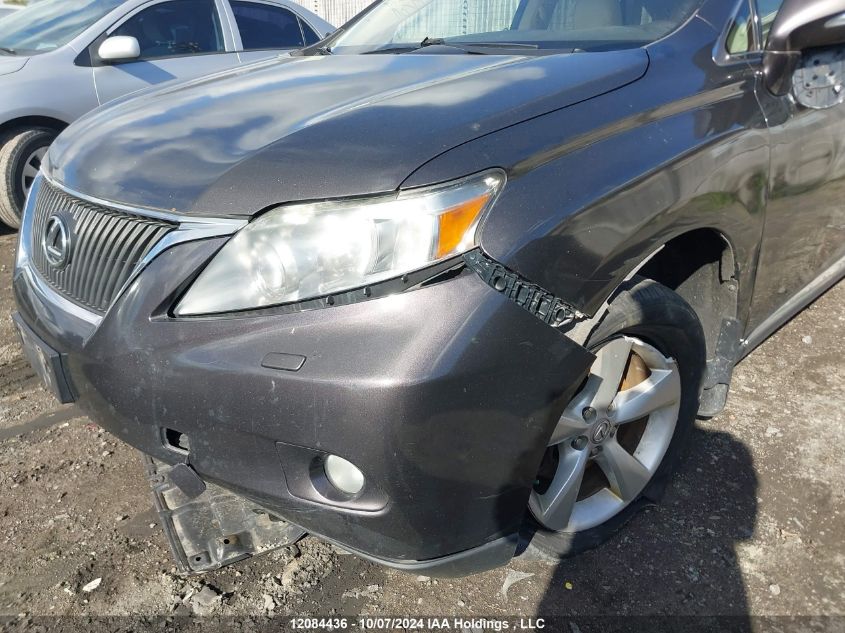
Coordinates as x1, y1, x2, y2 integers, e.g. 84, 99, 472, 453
13, 0, 845, 577
0, 0, 332, 228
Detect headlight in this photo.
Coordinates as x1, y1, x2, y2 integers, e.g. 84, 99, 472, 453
175, 171, 504, 316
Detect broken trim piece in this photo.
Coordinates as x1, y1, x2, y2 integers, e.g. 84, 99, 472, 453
463, 250, 585, 327
143, 455, 305, 574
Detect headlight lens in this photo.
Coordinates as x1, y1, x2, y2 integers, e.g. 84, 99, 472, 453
175, 171, 504, 316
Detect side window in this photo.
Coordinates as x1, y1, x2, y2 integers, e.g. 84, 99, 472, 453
113, 0, 224, 60
231, 1, 305, 49
756, 0, 784, 46
301, 20, 321, 45
725, 0, 753, 55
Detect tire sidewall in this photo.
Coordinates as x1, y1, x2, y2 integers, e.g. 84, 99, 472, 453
9, 130, 54, 209
0, 128, 56, 228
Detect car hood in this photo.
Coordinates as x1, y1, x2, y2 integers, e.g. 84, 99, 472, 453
0, 55, 28, 76
48, 50, 648, 216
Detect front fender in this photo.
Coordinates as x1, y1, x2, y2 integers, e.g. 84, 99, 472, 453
0, 54, 94, 130
0, 56, 28, 77
403, 20, 769, 321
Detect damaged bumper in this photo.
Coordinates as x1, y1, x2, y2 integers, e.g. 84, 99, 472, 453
145, 456, 307, 573
13, 197, 595, 577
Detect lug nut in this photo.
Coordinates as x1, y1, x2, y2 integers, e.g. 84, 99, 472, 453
582, 407, 597, 421
590, 446, 603, 457
571, 436, 589, 451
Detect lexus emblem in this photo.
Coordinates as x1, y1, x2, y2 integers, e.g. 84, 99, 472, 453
592, 420, 612, 444
42, 215, 71, 269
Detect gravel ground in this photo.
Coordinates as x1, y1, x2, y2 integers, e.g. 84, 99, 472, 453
0, 227, 843, 627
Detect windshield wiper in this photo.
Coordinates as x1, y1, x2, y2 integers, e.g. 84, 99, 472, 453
419, 36, 539, 50
293, 43, 331, 56
362, 45, 418, 54
362, 37, 541, 56
419, 36, 448, 48
0, 47, 17, 55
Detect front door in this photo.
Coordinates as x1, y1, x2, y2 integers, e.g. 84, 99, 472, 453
93, 0, 240, 105
750, 0, 845, 331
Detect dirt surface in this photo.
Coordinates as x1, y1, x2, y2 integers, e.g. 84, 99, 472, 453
0, 227, 843, 626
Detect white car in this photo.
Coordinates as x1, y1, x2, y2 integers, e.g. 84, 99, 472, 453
0, 0, 333, 228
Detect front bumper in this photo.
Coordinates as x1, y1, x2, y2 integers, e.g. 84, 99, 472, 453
13, 191, 595, 576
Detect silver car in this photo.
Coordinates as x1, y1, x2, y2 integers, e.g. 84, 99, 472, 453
0, 0, 333, 228
0, 4, 22, 18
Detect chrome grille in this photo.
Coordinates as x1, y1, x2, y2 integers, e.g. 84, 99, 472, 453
30, 181, 174, 314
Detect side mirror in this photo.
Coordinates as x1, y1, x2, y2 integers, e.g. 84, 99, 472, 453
764, 0, 845, 95
98, 35, 141, 63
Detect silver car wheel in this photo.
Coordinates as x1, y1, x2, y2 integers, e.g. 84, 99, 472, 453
21, 146, 47, 196
529, 335, 682, 533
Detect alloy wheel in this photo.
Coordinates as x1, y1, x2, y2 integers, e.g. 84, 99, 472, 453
529, 336, 682, 533
21, 146, 47, 196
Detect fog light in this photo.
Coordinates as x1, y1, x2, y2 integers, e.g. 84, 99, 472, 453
324, 455, 365, 495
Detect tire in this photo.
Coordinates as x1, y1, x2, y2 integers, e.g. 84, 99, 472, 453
523, 276, 706, 558
0, 128, 57, 229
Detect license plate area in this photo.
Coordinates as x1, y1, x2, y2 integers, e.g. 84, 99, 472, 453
12, 314, 76, 404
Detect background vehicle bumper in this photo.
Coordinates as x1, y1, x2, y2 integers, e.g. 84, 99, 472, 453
13, 237, 595, 573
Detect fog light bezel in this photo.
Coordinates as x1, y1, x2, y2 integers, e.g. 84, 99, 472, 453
276, 441, 387, 511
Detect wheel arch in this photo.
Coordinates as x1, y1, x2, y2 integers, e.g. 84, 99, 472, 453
637, 228, 740, 360
575, 226, 745, 418
0, 116, 69, 139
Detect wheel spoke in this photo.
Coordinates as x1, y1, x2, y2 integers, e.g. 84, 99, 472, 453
595, 439, 652, 501
23, 162, 39, 180
21, 148, 48, 194
529, 447, 589, 531
612, 366, 680, 424
592, 337, 633, 410
548, 387, 594, 445
532, 335, 681, 534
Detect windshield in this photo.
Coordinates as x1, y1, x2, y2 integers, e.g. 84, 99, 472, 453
0, 0, 124, 55
329, 0, 701, 54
